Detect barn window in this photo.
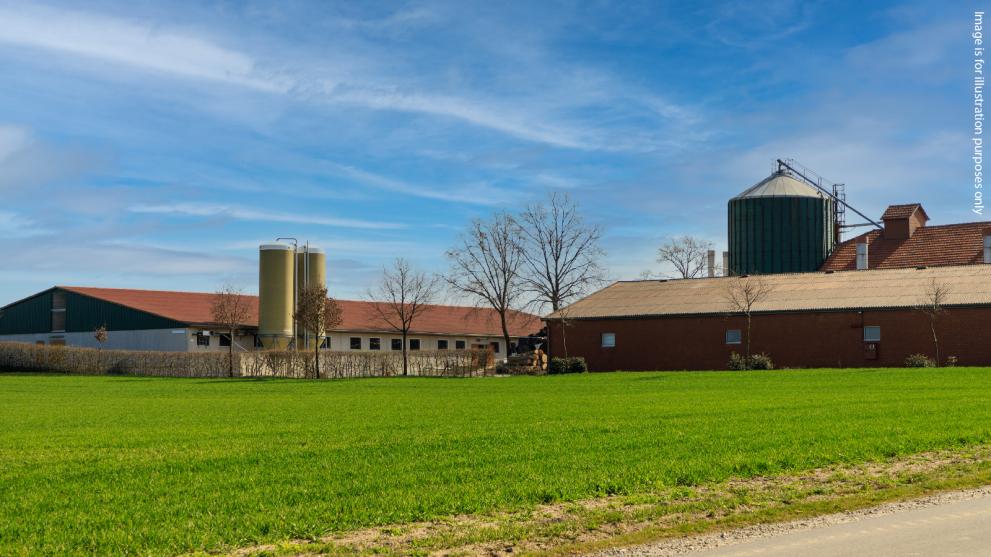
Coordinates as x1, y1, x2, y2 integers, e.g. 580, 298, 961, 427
196, 333, 210, 346
219, 334, 232, 347
438, 339, 449, 350
409, 339, 421, 351
601, 333, 616, 348
456, 340, 466, 350
350, 337, 362, 350
320, 337, 330, 350
725, 329, 742, 345
864, 326, 881, 342
391, 339, 402, 351
369, 337, 381, 350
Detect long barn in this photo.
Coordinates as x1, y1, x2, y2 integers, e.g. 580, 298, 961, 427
0, 286, 542, 355
544, 265, 991, 371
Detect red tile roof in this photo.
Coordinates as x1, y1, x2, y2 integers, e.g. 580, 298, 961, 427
880, 203, 928, 221
820, 221, 991, 272
58, 286, 542, 337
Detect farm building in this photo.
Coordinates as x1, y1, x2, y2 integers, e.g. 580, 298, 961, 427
545, 265, 991, 371
0, 286, 542, 354
549, 161, 991, 371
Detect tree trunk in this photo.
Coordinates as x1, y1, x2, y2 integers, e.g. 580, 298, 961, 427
561, 321, 569, 359
745, 314, 752, 364
402, 331, 408, 376
314, 341, 321, 379
228, 328, 234, 378
931, 319, 940, 367
500, 311, 511, 362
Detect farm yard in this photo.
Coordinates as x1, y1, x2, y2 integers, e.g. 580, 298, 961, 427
3, 369, 991, 556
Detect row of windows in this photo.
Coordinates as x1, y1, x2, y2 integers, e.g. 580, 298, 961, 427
347, 337, 473, 351
598, 326, 884, 348
193, 333, 489, 352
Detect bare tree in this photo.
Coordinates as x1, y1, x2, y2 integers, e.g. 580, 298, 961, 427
446, 213, 526, 359
916, 278, 950, 367
211, 284, 252, 377
518, 192, 606, 312
368, 258, 440, 376
723, 276, 774, 363
294, 285, 344, 379
657, 236, 713, 279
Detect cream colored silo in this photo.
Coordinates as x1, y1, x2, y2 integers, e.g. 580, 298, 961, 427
258, 244, 294, 349
295, 247, 327, 349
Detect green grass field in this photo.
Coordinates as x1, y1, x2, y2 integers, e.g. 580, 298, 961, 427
3, 369, 991, 555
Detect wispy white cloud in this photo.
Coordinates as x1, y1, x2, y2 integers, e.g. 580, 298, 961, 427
0, 210, 52, 238
0, 4, 698, 153
0, 4, 289, 92
128, 203, 405, 230
322, 162, 505, 205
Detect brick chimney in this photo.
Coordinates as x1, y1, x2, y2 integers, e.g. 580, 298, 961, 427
881, 204, 928, 240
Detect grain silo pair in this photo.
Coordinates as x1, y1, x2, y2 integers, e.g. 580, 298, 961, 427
727, 159, 880, 275
257, 243, 326, 349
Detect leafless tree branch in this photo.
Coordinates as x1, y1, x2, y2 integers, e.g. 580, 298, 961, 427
368, 258, 440, 376
518, 192, 607, 312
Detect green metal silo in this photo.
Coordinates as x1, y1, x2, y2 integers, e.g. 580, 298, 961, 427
727, 170, 836, 275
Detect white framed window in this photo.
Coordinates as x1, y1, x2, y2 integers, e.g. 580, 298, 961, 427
864, 326, 881, 342
725, 329, 742, 345
601, 332, 616, 348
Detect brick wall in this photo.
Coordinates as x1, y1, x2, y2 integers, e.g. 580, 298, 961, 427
546, 307, 991, 371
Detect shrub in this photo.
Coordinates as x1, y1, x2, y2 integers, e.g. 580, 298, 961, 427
904, 353, 936, 368
548, 357, 588, 374
728, 352, 748, 370
568, 357, 588, 373
728, 352, 774, 371
748, 353, 774, 370
548, 357, 568, 374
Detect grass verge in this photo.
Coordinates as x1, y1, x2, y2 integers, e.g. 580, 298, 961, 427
230, 445, 991, 556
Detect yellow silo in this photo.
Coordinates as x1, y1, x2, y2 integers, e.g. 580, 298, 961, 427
258, 244, 294, 349
296, 247, 327, 349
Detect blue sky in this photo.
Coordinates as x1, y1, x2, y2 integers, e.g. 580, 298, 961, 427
0, 0, 978, 304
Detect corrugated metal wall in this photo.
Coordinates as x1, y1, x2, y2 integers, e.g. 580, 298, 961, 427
0, 290, 53, 334
0, 289, 185, 335
728, 196, 836, 275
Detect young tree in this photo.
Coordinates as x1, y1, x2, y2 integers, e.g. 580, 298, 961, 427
211, 284, 251, 377
657, 236, 714, 279
368, 258, 440, 377
93, 325, 108, 348
723, 275, 774, 364
518, 192, 606, 312
917, 278, 950, 367
446, 213, 526, 359
294, 285, 344, 379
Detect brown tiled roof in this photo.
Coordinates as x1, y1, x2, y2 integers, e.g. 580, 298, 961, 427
58, 287, 542, 337
881, 203, 928, 221
820, 221, 990, 272
545, 265, 991, 320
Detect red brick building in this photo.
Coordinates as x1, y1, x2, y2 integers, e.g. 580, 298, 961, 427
545, 265, 991, 371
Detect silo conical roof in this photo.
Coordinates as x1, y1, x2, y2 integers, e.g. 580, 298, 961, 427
733, 171, 823, 199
